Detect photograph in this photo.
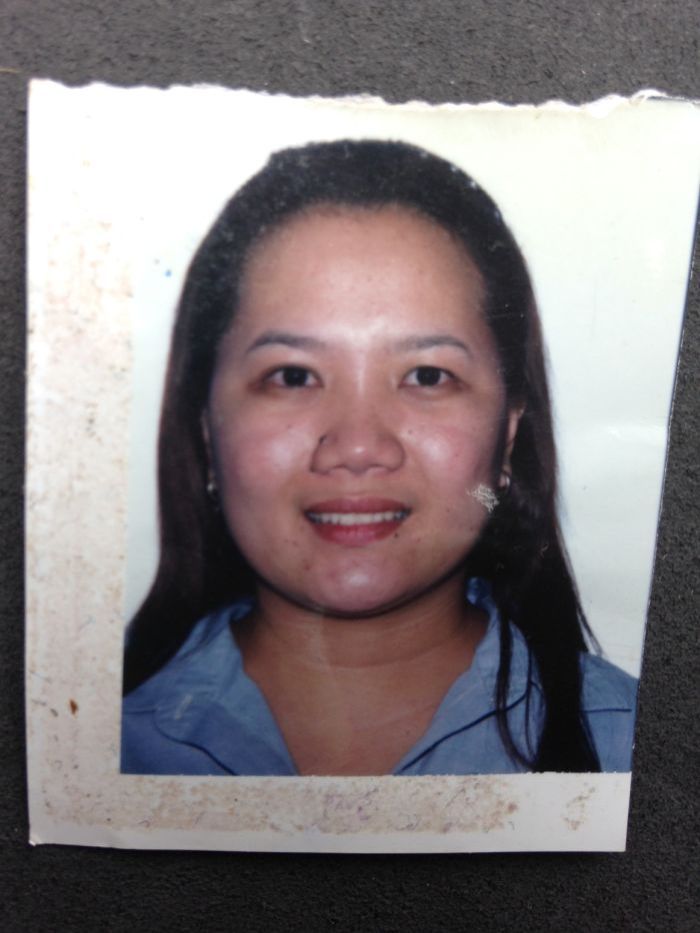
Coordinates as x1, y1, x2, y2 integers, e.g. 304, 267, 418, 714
121, 138, 636, 779
25, 83, 699, 851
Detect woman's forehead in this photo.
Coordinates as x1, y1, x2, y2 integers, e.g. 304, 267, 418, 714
247, 201, 474, 263
237, 204, 485, 312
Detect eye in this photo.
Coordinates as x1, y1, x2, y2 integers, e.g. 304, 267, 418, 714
402, 366, 454, 388
266, 365, 320, 388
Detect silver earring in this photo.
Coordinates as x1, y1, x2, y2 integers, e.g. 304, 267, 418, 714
206, 476, 219, 507
499, 470, 512, 496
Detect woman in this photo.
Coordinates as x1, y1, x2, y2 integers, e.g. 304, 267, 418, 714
121, 139, 637, 776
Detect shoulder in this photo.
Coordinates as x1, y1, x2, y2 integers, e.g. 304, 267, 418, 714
579, 653, 638, 772
122, 599, 252, 713
121, 598, 299, 776
121, 600, 252, 774
580, 653, 637, 711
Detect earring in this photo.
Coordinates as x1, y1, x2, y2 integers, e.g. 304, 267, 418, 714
206, 475, 219, 507
499, 470, 512, 496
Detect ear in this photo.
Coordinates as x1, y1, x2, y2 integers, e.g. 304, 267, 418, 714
201, 411, 221, 500
501, 404, 524, 476
201, 410, 214, 470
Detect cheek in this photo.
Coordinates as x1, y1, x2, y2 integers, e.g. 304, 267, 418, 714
412, 418, 502, 491
212, 418, 312, 497
410, 416, 504, 535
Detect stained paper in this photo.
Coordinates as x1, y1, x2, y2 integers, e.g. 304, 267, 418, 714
26, 83, 699, 851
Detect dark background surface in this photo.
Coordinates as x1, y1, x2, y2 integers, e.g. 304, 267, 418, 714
1, 2, 697, 930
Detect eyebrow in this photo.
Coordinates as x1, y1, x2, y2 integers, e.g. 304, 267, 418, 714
391, 334, 474, 358
244, 330, 473, 358
245, 331, 328, 354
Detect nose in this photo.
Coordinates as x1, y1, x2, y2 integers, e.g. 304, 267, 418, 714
310, 402, 405, 476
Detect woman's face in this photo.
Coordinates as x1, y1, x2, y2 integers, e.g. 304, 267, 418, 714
205, 205, 520, 616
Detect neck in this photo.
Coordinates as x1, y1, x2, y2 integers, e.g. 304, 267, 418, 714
236, 574, 486, 673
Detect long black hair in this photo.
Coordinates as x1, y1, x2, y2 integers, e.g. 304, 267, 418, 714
123, 139, 600, 772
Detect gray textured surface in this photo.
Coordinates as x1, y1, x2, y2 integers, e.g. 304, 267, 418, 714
1, 2, 697, 930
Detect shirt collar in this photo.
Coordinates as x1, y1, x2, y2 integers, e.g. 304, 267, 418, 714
154, 602, 296, 775
392, 579, 534, 771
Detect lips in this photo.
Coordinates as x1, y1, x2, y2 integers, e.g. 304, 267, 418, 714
304, 498, 411, 545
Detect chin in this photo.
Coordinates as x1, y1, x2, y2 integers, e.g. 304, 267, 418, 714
312, 595, 398, 618
297, 571, 422, 618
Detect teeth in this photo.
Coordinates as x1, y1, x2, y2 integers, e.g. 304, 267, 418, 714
308, 510, 408, 526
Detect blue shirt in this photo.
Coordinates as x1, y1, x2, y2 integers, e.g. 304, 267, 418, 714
121, 580, 637, 775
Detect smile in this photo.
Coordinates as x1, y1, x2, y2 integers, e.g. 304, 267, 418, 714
307, 510, 409, 526
304, 499, 411, 545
